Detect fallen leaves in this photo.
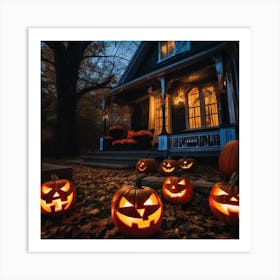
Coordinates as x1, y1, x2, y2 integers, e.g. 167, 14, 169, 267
41, 162, 239, 239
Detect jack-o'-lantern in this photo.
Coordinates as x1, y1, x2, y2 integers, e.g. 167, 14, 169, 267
41, 176, 76, 216
218, 140, 239, 179
162, 176, 193, 204
178, 158, 197, 172
136, 158, 157, 173
209, 172, 239, 225
159, 159, 178, 175
111, 175, 163, 238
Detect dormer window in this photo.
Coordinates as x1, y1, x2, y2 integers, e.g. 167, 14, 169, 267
160, 41, 175, 60
158, 41, 191, 63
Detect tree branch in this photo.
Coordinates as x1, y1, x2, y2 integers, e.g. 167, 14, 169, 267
77, 75, 114, 97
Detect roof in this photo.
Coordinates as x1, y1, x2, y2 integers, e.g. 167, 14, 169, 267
105, 41, 235, 98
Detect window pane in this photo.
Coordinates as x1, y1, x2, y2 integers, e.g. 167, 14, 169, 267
187, 88, 201, 129
161, 42, 167, 58
203, 86, 219, 127
168, 41, 174, 54
160, 41, 175, 59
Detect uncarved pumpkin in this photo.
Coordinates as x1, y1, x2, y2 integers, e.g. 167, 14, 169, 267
218, 140, 239, 179
162, 176, 193, 204
209, 172, 239, 226
41, 178, 76, 216
111, 175, 163, 238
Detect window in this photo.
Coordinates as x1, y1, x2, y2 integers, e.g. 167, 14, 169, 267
158, 41, 191, 62
159, 41, 175, 60
203, 86, 219, 127
186, 85, 219, 130
187, 88, 201, 129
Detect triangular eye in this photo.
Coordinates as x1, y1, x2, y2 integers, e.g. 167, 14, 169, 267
178, 179, 186, 185
42, 185, 53, 194
119, 196, 134, 208
144, 193, 158, 206
60, 182, 70, 192
213, 187, 229, 196
165, 179, 172, 184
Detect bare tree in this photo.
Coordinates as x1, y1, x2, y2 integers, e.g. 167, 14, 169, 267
41, 41, 138, 157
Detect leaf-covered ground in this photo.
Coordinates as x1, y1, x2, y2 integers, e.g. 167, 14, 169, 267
41, 159, 239, 239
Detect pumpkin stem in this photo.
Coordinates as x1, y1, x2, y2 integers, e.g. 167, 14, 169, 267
50, 173, 59, 181
229, 172, 239, 186
135, 173, 147, 189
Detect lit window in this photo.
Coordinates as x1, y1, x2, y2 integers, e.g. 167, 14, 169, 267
186, 85, 219, 129
203, 86, 219, 127
187, 88, 201, 129
160, 41, 175, 60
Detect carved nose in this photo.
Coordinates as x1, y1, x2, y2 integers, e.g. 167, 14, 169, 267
166, 163, 171, 167
230, 197, 238, 202
137, 208, 145, 217
53, 192, 60, 198
171, 185, 176, 190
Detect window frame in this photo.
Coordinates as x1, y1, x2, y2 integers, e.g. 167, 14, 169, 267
185, 83, 220, 131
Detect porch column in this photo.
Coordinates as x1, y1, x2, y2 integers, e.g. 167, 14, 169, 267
159, 77, 168, 135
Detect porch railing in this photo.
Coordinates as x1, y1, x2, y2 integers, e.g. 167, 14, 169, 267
158, 127, 236, 152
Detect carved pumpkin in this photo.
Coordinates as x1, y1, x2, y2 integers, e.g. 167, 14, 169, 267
218, 140, 239, 179
162, 176, 193, 204
136, 158, 157, 173
209, 173, 239, 225
41, 177, 76, 216
111, 175, 163, 238
159, 159, 178, 175
178, 158, 197, 172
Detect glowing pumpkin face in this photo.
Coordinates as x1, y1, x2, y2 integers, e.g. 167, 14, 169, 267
41, 179, 76, 216
136, 158, 157, 173
111, 182, 163, 238
159, 159, 178, 175
209, 175, 239, 225
178, 158, 196, 172
162, 176, 193, 204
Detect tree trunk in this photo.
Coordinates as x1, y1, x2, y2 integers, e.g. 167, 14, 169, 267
52, 43, 83, 157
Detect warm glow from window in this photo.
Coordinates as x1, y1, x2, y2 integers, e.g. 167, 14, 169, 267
160, 41, 175, 59
203, 86, 219, 127
188, 88, 201, 128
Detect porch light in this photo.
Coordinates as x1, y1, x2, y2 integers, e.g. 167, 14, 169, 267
173, 89, 185, 106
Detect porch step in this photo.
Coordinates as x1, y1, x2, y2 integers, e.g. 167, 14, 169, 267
68, 150, 167, 169
67, 159, 132, 169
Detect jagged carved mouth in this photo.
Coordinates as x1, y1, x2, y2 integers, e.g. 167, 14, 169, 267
41, 193, 74, 213
164, 189, 186, 198
116, 207, 162, 229
211, 199, 239, 216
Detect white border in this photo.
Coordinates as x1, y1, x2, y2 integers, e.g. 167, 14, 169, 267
1, 0, 279, 279
28, 27, 252, 253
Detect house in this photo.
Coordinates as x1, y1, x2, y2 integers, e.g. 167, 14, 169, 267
101, 41, 239, 157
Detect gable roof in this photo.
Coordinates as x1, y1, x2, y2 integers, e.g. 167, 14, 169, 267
105, 41, 234, 98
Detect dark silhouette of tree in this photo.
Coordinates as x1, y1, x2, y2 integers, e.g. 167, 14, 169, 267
41, 41, 138, 157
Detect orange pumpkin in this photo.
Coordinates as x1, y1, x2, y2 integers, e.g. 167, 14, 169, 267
218, 140, 239, 179
136, 158, 157, 173
209, 172, 239, 226
41, 178, 76, 216
162, 176, 193, 204
111, 175, 163, 238
159, 159, 178, 175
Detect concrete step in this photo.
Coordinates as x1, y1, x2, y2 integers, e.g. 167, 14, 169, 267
67, 159, 133, 169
